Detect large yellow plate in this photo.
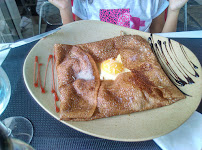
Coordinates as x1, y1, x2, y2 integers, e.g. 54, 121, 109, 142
23, 20, 202, 141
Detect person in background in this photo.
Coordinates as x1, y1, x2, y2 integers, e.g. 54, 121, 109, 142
48, 0, 188, 33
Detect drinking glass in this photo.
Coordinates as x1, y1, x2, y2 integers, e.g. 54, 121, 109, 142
0, 66, 33, 144
0, 122, 34, 150
0, 66, 10, 115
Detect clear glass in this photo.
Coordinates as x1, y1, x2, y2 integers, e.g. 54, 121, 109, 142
0, 66, 33, 144
0, 122, 34, 150
2, 116, 34, 144
11, 138, 34, 150
0, 66, 11, 114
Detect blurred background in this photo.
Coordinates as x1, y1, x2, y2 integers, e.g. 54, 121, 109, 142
0, 0, 201, 43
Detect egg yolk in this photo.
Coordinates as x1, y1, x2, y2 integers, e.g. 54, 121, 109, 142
101, 59, 124, 75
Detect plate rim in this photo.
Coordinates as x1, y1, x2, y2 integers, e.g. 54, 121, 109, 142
23, 20, 202, 142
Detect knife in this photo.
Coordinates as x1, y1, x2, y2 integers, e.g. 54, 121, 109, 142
155, 30, 202, 38
0, 28, 61, 52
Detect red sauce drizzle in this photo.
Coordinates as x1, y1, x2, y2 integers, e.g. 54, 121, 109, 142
33, 55, 60, 113
34, 56, 38, 87
41, 55, 53, 93
38, 63, 43, 93
50, 54, 60, 112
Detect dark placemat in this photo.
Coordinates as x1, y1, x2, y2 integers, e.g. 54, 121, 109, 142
1, 38, 201, 150
172, 38, 202, 63
0, 41, 161, 150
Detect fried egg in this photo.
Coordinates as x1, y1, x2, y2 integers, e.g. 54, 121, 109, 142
99, 54, 131, 80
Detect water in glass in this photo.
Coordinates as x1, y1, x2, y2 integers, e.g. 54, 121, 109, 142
0, 67, 11, 115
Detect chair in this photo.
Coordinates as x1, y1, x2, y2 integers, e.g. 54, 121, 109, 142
186, 2, 202, 31
184, 3, 188, 31
37, 0, 75, 34
38, 1, 62, 34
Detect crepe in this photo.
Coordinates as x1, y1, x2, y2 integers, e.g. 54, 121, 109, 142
54, 35, 186, 121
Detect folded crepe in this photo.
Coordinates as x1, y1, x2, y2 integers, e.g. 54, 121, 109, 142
54, 35, 186, 121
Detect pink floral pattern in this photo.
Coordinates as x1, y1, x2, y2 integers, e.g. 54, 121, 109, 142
100, 9, 145, 30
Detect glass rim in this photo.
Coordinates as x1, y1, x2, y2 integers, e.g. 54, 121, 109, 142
0, 66, 11, 115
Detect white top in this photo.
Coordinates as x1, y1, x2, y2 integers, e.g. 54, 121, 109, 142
72, 0, 169, 32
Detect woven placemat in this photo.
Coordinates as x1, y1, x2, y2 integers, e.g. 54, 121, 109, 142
1, 38, 201, 149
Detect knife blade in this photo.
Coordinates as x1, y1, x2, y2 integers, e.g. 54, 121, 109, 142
0, 28, 61, 52
155, 31, 202, 38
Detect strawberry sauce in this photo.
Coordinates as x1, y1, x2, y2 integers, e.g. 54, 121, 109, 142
34, 55, 60, 113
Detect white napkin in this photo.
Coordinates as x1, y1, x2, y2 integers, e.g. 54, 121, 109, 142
0, 43, 11, 65
154, 111, 202, 150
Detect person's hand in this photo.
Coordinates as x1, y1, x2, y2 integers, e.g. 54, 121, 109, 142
48, 0, 71, 10
168, 0, 189, 12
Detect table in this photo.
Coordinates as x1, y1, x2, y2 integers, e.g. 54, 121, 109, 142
0, 37, 201, 150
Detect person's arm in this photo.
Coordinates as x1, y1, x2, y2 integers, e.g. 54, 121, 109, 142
150, 10, 166, 33
162, 0, 188, 32
161, 7, 180, 32
150, 0, 188, 33
59, 5, 74, 24
48, 0, 82, 24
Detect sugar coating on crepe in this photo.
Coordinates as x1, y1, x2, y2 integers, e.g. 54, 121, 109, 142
54, 35, 186, 121
55, 45, 100, 120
